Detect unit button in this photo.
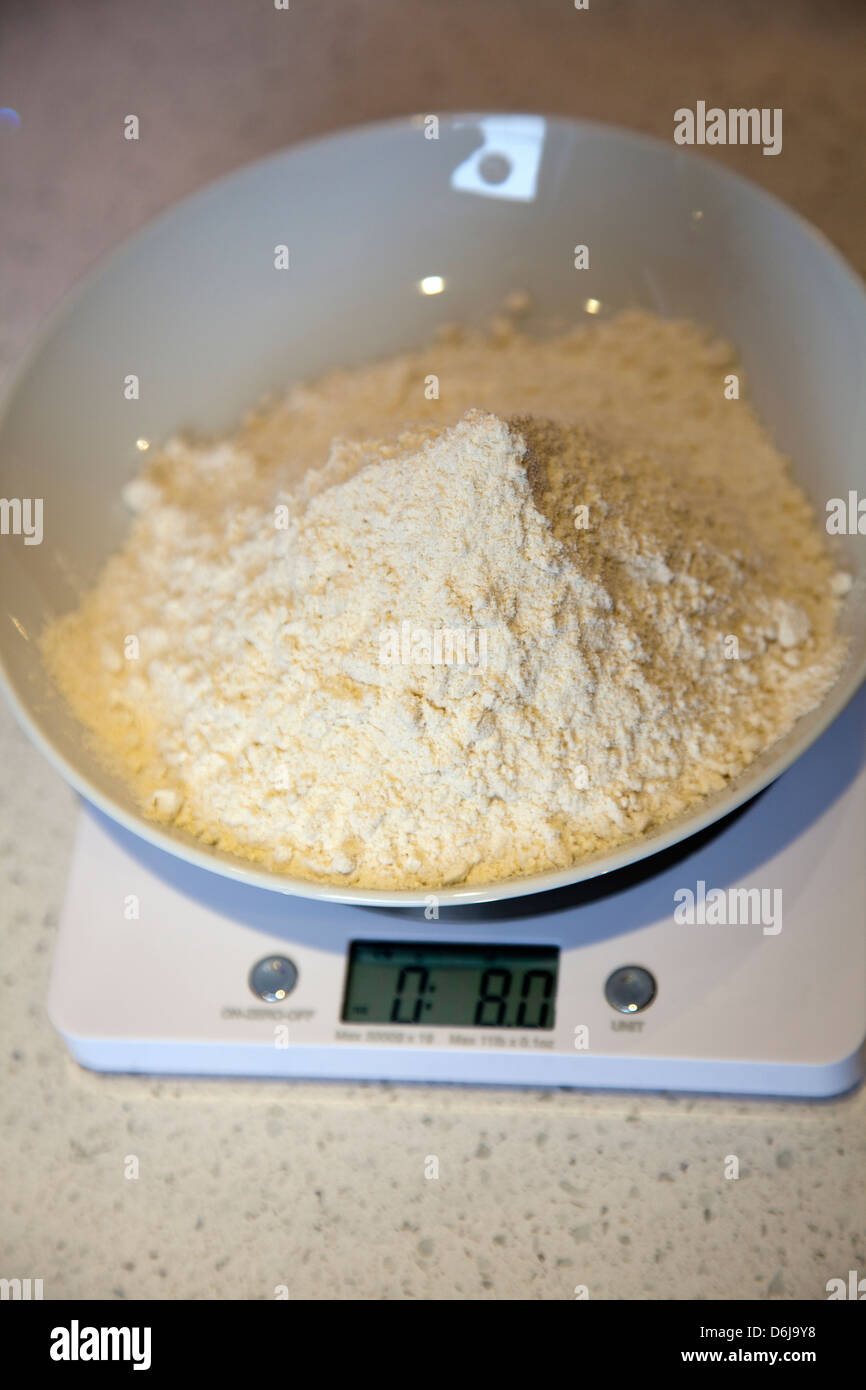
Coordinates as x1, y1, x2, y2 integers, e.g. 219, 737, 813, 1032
249, 956, 298, 1002
605, 966, 656, 1014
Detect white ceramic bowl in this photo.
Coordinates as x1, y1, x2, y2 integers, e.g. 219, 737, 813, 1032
1, 113, 865, 907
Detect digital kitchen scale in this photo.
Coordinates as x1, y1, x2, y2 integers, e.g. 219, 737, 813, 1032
47, 686, 866, 1097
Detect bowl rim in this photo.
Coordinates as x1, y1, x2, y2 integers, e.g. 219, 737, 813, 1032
2, 110, 865, 908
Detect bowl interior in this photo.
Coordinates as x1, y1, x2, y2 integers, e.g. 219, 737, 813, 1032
1, 113, 865, 906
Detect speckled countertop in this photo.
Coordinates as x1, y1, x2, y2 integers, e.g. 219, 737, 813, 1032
1, 0, 864, 1300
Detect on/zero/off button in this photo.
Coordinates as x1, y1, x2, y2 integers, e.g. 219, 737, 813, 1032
249, 956, 298, 1002
605, 966, 657, 1014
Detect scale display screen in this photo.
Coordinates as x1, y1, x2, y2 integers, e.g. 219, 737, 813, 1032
342, 941, 559, 1029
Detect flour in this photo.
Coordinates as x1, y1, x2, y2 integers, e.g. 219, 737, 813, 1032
41, 311, 848, 888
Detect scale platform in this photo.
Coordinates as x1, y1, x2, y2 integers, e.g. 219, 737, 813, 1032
47, 687, 866, 1097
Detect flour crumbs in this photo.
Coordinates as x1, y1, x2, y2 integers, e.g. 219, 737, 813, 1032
41, 312, 848, 888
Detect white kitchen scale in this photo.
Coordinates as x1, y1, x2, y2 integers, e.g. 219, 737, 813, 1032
47, 685, 866, 1097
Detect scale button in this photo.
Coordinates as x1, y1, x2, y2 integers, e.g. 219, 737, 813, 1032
249, 956, 298, 1002
605, 966, 656, 1014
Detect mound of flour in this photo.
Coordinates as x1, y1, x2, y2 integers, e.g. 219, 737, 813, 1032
41, 313, 848, 887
